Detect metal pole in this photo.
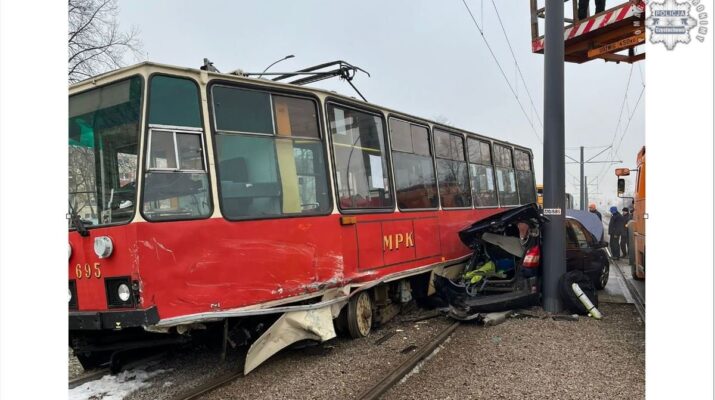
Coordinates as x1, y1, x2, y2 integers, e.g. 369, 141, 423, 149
580, 146, 585, 210
542, 0, 566, 313
585, 176, 589, 208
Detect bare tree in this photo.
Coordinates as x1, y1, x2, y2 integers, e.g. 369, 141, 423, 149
68, 0, 142, 83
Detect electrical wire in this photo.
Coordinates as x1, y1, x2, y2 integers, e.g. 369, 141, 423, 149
461, 0, 543, 144
612, 85, 645, 160
595, 64, 636, 183
490, 0, 544, 129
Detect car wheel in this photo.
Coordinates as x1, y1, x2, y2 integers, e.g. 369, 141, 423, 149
596, 261, 609, 290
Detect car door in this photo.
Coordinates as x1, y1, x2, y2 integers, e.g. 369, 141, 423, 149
569, 219, 600, 277
565, 220, 583, 272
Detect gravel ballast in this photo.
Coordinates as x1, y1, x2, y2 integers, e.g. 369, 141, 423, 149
120, 308, 454, 400
386, 303, 644, 400
69, 302, 644, 400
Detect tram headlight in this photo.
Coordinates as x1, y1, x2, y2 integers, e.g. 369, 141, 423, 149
117, 283, 131, 302
68, 288, 72, 303
94, 236, 114, 259
68, 243, 72, 260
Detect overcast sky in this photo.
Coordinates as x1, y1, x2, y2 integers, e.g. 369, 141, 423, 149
118, 0, 645, 209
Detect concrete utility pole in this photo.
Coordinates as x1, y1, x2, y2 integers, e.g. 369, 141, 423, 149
542, 0, 566, 313
580, 146, 585, 210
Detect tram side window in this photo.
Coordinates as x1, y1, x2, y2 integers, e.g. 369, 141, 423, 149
494, 144, 519, 206
514, 149, 536, 205
467, 138, 498, 207
328, 104, 393, 210
434, 129, 471, 208
389, 118, 438, 210
212, 86, 330, 219
143, 76, 211, 221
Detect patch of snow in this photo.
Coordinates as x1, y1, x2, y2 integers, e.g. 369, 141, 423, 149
69, 369, 169, 400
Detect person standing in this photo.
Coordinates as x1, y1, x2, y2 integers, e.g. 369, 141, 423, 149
620, 207, 631, 257
578, 0, 606, 20
588, 203, 602, 221
608, 206, 624, 258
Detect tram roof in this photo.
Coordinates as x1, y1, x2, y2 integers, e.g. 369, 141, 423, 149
69, 61, 534, 154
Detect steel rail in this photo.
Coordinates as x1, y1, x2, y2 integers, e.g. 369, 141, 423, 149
68, 351, 167, 389
68, 368, 110, 389
169, 368, 244, 400
356, 321, 460, 400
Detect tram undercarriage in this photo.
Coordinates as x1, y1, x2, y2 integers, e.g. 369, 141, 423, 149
70, 269, 441, 373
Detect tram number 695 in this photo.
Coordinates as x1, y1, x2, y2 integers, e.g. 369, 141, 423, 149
75, 263, 102, 279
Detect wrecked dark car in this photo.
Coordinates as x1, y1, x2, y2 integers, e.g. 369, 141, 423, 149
433, 203, 610, 319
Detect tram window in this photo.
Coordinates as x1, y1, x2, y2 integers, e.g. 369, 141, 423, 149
514, 149, 531, 171
273, 95, 320, 139
389, 118, 412, 153
494, 145, 519, 206
515, 149, 536, 205
468, 138, 492, 165
389, 118, 438, 209
213, 86, 330, 219
148, 75, 202, 128
328, 104, 393, 210
213, 86, 273, 134
496, 167, 519, 206
434, 129, 471, 208
467, 138, 497, 207
412, 125, 430, 156
143, 75, 211, 221
494, 144, 513, 168
143, 173, 211, 220
144, 129, 210, 220
149, 130, 177, 169
69, 76, 142, 227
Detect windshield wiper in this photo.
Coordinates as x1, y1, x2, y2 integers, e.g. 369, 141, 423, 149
68, 200, 90, 237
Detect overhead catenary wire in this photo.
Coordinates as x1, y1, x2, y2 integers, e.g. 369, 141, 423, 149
612, 85, 645, 160
490, 0, 544, 129
461, 0, 543, 144
595, 64, 637, 183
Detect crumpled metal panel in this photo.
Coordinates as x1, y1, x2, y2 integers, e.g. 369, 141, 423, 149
244, 305, 336, 374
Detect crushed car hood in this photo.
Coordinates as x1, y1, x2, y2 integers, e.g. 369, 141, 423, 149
458, 203, 548, 247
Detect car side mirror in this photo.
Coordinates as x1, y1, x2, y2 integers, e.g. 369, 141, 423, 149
617, 178, 625, 195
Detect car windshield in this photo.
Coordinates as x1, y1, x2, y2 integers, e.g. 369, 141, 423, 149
68, 76, 143, 228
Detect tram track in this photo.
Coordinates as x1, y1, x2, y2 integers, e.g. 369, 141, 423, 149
68, 368, 111, 389
68, 351, 168, 389
356, 321, 460, 400
166, 320, 461, 400
169, 367, 245, 400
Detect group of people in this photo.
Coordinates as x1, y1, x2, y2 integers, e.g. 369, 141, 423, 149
587, 203, 631, 259
608, 206, 632, 259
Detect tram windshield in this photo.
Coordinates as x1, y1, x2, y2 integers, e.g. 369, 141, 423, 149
68, 76, 143, 228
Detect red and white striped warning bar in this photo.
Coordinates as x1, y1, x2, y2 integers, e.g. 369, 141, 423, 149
532, 2, 646, 53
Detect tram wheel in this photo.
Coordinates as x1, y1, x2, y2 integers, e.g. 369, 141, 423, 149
346, 291, 373, 339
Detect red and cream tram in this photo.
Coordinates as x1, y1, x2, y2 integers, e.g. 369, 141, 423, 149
68, 61, 537, 372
